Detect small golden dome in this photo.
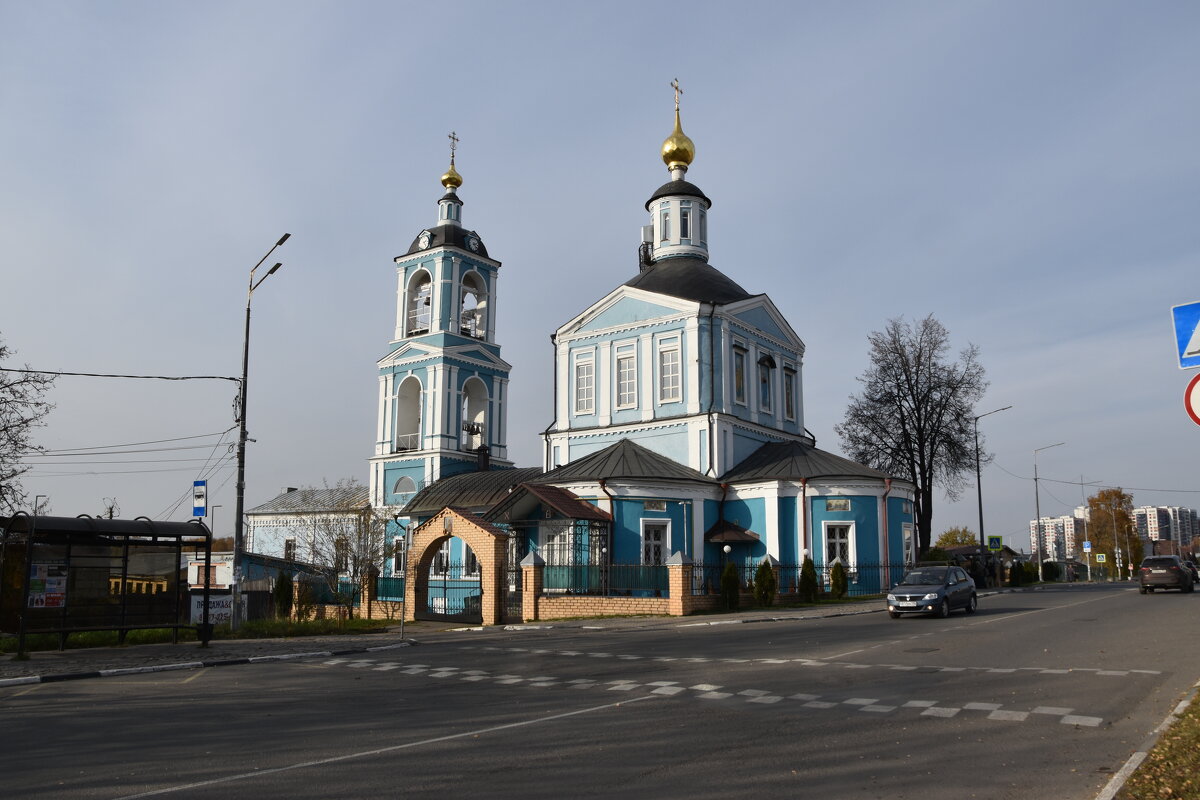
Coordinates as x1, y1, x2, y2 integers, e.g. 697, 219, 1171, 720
440, 161, 463, 189
661, 108, 695, 171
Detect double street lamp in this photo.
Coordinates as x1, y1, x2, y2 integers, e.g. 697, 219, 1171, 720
973, 405, 1012, 586
1033, 442, 1066, 583
232, 233, 289, 629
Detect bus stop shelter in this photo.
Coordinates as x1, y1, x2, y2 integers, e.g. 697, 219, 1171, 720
0, 513, 212, 654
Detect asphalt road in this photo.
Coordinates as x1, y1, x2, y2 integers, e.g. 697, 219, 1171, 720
3, 583, 1197, 799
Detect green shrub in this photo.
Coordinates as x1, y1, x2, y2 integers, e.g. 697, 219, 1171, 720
830, 561, 848, 599
1008, 562, 1023, 586
921, 547, 950, 563
798, 556, 819, 603
294, 582, 316, 621
1023, 561, 1039, 583
273, 572, 294, 620
753, 561, 777, 607
720, 562, 740, 611
1041, 561, 1060, 582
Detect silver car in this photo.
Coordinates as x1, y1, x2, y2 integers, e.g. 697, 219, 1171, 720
887, 565, 978, 618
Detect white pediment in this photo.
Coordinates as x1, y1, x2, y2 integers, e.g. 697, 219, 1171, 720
559, 286, 696, 337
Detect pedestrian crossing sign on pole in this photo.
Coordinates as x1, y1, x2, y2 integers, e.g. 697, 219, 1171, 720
1172, 300, 1200, 370
1095, 553, 1107, 563
987, 536, 1002, 551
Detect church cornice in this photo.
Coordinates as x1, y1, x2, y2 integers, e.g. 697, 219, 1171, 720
559, 315, 688, 345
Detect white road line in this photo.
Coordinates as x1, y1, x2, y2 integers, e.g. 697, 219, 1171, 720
113, 695, 659, 799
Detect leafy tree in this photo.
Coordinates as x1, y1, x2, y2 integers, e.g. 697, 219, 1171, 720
936, 526, 978, 549
753, 560, 777, 607
830, 561, 848, 599
720, 562, 740, 611
1086, 488, 1139, 572
290, 479, 394, 622
835, 315, 988, 554
0, 337, 54, 515
921, 546, 950, 563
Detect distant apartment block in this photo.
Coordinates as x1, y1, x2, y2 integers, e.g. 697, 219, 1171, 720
1029, 513, 1087, 560
1133, 505, 1198, 546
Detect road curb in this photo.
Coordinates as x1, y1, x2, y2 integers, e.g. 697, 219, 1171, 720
1095, 677, 1200, 800
0, 641, 414, 687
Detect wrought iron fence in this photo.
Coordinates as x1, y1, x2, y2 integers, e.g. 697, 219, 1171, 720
543, 564, 669, 596
374, 575, 405, 601
692, 563, 908, 599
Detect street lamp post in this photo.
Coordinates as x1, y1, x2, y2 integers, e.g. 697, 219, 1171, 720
210, 505, 222, 540
232, 233, 290, 630
973, 405, 1012, 587
1033, 442, 1066, 583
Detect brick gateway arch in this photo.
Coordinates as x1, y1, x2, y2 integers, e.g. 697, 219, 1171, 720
404, 507, 513, 626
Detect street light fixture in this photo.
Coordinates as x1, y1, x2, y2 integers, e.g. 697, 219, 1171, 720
973, 405, 1012, 586
232, 233, 290, 630
1033, 442, 1066, 582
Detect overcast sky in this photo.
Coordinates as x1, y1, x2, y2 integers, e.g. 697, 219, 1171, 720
3, 1, 1198, 550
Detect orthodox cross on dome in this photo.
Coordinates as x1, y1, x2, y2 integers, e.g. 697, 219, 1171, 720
448, 130, 459, 164
670, 78, 682, 110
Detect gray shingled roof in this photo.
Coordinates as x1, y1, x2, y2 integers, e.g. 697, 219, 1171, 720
720, 441, 892, 483
247, 486, 369, 515
624, 256, 753, 304
533, 439, 715, 485
400, 466, 544, 515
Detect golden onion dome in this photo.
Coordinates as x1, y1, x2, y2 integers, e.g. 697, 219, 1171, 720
440, 161, 463, 189
661, 108, 695, 171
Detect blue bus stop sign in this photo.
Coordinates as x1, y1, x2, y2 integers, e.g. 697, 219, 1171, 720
1172, 300, 1200, 369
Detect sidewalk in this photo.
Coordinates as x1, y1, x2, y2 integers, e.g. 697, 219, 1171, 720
0, 584, 1081, 685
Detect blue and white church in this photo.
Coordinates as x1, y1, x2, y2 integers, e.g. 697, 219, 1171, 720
380, 100, 917, 599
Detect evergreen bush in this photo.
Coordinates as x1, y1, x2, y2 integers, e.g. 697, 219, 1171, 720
273, 572, 294, 620
720, 562, 740, 611
830, 561, 848, 599
798, 556, 819, 603
753, 560, 777, 607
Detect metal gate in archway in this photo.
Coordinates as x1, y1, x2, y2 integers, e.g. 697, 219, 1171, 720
415, 561, 483, 624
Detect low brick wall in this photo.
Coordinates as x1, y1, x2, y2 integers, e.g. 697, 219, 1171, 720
533, 594, 670, 620
364, 599, 404, 620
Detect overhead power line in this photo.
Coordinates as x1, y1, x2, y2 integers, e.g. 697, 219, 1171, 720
0, 367, 238, 383
38, 429, 237, 454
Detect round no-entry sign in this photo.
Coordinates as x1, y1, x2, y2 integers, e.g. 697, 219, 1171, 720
1187, 372, 1200, 427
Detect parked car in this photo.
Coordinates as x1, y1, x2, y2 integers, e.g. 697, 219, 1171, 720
1183, 560, 1200, 584
887, 565, 977, 618
1138, 556, 1194, 593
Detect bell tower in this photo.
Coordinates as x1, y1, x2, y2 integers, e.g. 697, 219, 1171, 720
369, 134, 513, 512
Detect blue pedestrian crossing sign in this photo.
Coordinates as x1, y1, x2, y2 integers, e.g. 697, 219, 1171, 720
987, 536, 1002, 551
1172, 300, 1200, 369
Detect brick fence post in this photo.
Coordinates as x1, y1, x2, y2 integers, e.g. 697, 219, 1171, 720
521, 551, 544, 623
667, 551, 692, 617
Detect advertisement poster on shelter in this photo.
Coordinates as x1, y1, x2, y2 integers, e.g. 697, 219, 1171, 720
28, 562, 68, 608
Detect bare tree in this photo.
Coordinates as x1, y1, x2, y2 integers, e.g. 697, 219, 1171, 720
0, 337, 55, 515
290, 479, 393, 621
835, 315, 987, 554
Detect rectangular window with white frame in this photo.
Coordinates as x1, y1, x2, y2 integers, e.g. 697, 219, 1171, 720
733, 345, 747, 405
393, 536, 404, 574
574, 353, 595, 415
615, 344, 637, 409
758, 360, 772, 412
783, 366, 796, 420
824, 522, 854, 569
641, 520, 669, 566
658, 339, 681, 404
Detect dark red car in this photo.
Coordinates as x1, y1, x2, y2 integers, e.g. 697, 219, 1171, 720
1139, 556, 1194, 593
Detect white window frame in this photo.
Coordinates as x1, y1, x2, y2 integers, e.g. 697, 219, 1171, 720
615, 344, 637, 410
658, 338, 681, 404
823, 520, 856, 570
902, 523, 916, 565
659, 203, 671, 242
640, 519, 670, 566
758, 360, 772, 412
733, 345, 748, 406
573, 352, 595, 415
393, 536, 404, 573
680, 201, 691, 240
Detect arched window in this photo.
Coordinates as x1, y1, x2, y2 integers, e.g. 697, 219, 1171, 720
406, 271, 432, 335
395, 376, 422, 452
392, 476, 417, 496
459, 272, 487, 339
460, 377, 488, 451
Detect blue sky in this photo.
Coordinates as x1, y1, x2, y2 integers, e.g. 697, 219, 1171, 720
3, 1, 1198, 549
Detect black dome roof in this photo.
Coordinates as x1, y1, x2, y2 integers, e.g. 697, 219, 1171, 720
624, 256, 752, 304
645, 179, 711, 210
405, 224, 489, 258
